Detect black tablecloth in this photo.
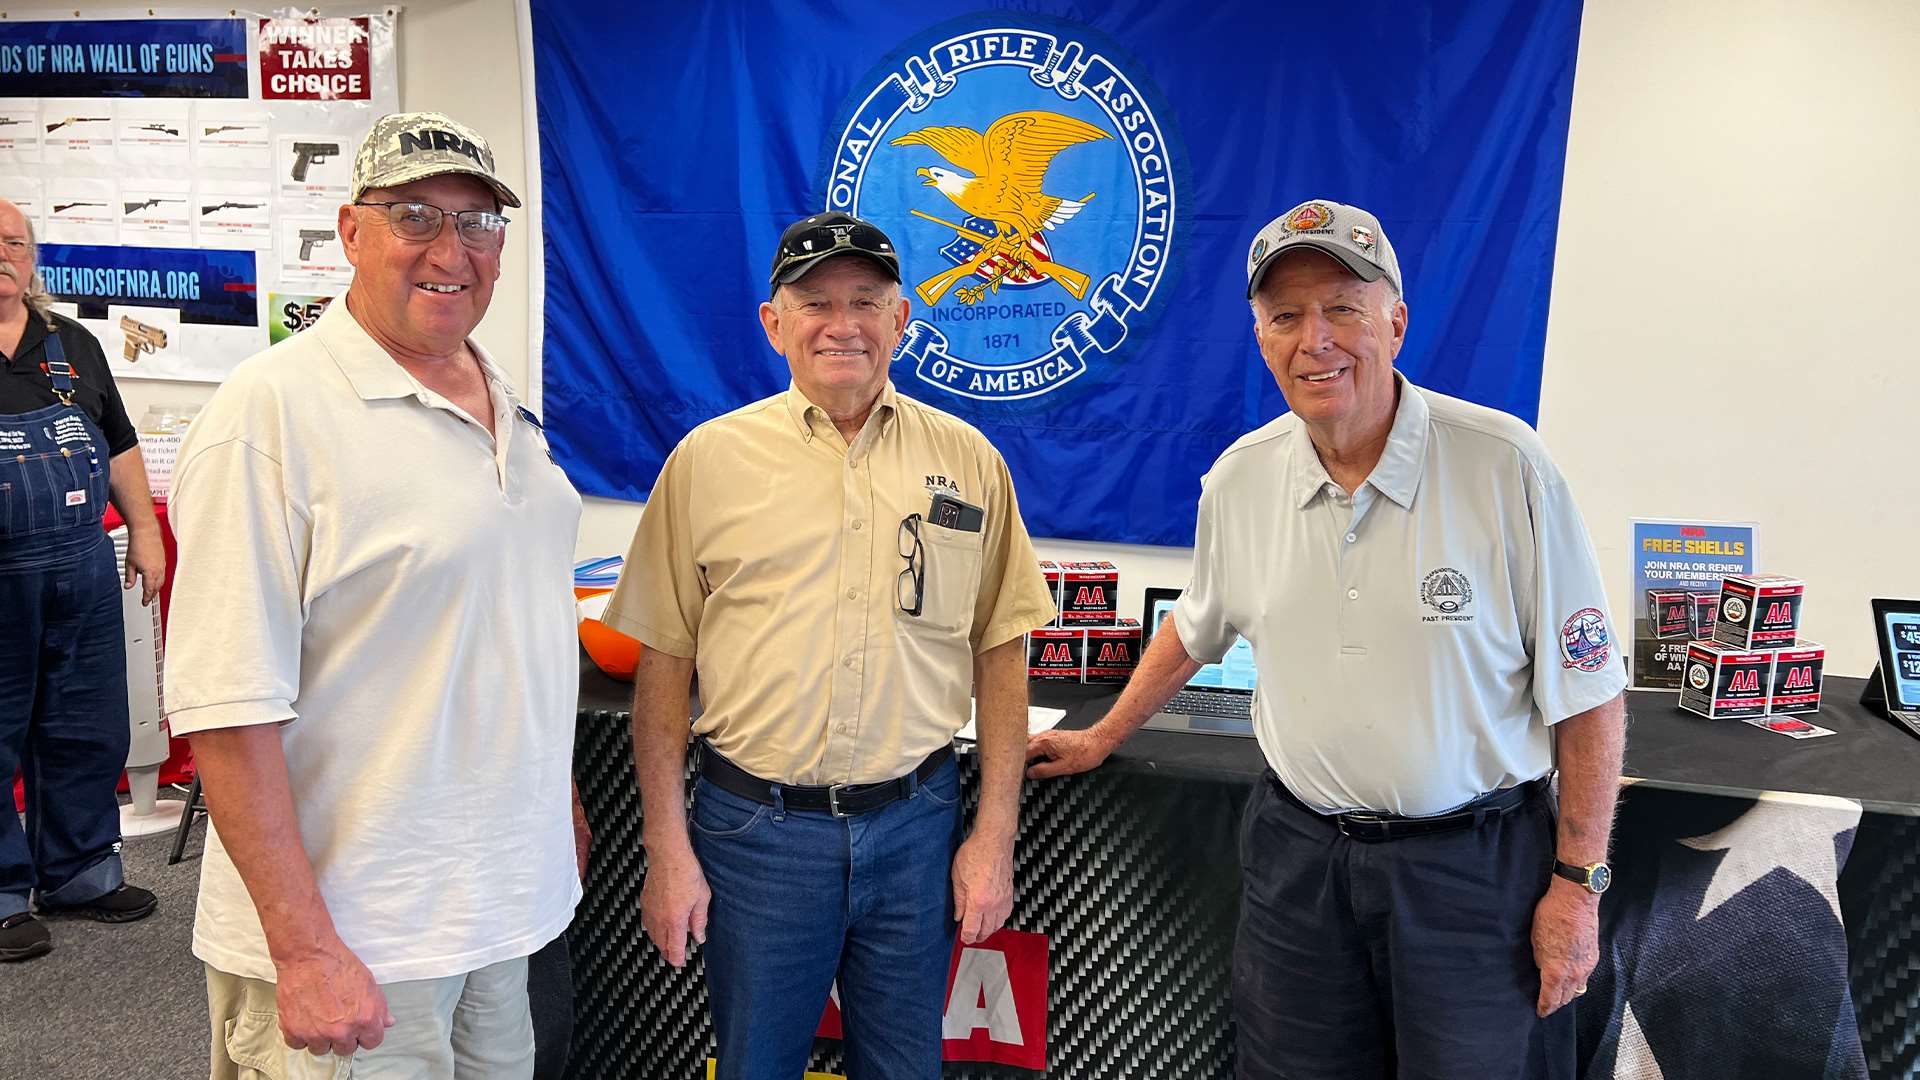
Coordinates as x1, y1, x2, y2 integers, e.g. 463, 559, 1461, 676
567, 663, 1919, 1078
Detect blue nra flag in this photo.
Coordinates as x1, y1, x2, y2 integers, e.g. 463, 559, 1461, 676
531, 2, 1584, 545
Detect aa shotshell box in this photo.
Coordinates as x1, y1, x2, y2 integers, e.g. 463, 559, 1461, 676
1083, 618, 1143, 684
1678, 640, 1775, 720
1038, 560, 1063, 627
1026, 627, 1085, 681
1713, 574, 1805, 650
1059, 560, 1120, 627
1646, 589, 1692, 639
1689, 590, 1720, 640
1767, 641, 1826, 715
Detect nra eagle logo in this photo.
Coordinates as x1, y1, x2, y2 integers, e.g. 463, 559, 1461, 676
824, 18, 1178, 401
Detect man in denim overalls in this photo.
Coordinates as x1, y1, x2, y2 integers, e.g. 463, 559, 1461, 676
0, 198, 167, 962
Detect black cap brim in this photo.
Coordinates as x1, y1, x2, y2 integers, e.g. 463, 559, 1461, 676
770, 250, 902, 297
1246, 240, 1384, 299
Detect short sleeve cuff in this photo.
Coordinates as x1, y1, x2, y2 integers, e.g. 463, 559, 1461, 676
165, 698, 296, 736
600, 610, 696, 659
1172, 601, 1232, 664
1538, 670, 1628, 726
976, 604, 1058, 655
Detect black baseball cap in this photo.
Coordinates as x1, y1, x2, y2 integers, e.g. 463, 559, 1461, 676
768, 211, 901, 298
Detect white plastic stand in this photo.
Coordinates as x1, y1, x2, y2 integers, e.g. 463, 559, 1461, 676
120, 764, 187, 837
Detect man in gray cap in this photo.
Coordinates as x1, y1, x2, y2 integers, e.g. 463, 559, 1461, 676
166, 112, 586, 1078
1029, 200, 1627, 1078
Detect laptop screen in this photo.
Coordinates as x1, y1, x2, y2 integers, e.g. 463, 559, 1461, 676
1144, 589, 1257, 693
1877, 603, 1920, 709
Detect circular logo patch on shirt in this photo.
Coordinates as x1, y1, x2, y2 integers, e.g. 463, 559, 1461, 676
1560, 608, 1613, 671
1420, 566, 1474, 616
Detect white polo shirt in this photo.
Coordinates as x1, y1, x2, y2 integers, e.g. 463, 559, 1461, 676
1176, 374, 1626, 817
164, 297, 583, 983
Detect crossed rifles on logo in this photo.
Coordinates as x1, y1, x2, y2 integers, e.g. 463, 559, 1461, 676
890, 109, 1108, 306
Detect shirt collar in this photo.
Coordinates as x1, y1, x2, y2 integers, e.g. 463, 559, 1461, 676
1289, 371, 1429, 509
1365, 372, 1428, 509
783, 380, 898, 444
317, 291, 518, 405
8, 314, 50, 368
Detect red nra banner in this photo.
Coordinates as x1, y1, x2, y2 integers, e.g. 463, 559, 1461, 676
257, 17, 371, 100
818, 928, 1049, 1070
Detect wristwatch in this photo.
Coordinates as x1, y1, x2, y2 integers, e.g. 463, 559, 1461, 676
1553, 859, 1612, 895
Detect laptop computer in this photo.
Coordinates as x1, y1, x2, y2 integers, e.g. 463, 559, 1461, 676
1137, 586, 1258, 737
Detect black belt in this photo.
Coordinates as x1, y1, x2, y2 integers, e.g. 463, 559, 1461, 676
695, 741, 954, 818
1271, 772, 1549, 843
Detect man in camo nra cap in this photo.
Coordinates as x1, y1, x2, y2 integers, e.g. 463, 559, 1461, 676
167, 109, 588, 1079
1028, 196, 1628, 1079
351, 110, 521, 208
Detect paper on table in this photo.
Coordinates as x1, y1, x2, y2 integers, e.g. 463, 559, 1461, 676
955, 703, 1067, 743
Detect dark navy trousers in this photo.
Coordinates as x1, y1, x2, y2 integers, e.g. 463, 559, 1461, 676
0, 399, 128, 918
1233, 770, 1575, 1080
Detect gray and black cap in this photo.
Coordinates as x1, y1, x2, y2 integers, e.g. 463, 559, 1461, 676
1245, 199, 1401, 299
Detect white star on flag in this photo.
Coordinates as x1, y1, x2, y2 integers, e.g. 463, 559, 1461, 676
1676, 792, 1861, 923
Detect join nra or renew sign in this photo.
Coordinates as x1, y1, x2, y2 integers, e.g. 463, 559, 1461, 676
816, 928, 1049, 1069
823, 16, 1179, 403
258, 17, 371, 100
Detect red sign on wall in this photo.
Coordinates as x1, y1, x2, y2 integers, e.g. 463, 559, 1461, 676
258, 17, 371, 100
818, 928, 1049, 1069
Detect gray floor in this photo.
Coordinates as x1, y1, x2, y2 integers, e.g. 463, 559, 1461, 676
1, 794, 209, 1080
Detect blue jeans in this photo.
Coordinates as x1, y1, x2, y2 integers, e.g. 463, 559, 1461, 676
693, 756, 963, 1080
0, 528, 129, 917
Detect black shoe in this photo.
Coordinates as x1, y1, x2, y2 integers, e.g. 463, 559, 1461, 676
0, 913, 53, 962
43, 883, 158, 924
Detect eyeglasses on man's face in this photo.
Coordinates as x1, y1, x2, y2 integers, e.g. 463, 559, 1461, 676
353, 200, 509, 253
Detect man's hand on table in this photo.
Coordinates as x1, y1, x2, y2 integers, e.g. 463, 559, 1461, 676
1025, 725, 1119, 779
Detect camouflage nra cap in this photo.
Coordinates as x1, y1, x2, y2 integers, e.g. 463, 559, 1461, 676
351, 111, 521, 209
1246, 199, 1401, 299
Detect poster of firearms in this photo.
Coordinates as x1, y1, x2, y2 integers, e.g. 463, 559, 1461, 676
0, 11, 397, 382
278, 215, 349, 286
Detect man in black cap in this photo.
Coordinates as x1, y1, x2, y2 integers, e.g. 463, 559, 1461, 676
604, 211, 1056, 1079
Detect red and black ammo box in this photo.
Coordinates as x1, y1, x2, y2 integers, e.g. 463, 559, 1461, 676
1083, 618, 1143, 684
1768, 641, 1826, 715
1678, 640, 1774, 720
1689, 590, 1720, 640
1646, 589, 1692, 639
1037, 560, 1063, 626
1713, 574, 1805, 650
1026, 627, 1084, 681
1059, 561, 1120, 627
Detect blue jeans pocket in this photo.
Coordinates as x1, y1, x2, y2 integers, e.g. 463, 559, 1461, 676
917, 760, 962, 807
691, 781, 769, 840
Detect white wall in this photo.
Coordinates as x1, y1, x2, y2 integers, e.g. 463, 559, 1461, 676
24, 0, 1917, 674
1539, 0, 1920, 675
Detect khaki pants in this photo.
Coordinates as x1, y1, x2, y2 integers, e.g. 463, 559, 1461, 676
205, 957, 534, 1080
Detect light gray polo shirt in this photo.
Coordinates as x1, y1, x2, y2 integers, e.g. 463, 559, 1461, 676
1175, 374, 1626, 816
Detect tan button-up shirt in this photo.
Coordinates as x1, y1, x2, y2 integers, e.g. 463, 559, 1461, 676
605, 381, 1056, 785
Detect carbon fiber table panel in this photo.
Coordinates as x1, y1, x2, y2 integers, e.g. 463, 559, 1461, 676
568, 705, 1245, 1079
